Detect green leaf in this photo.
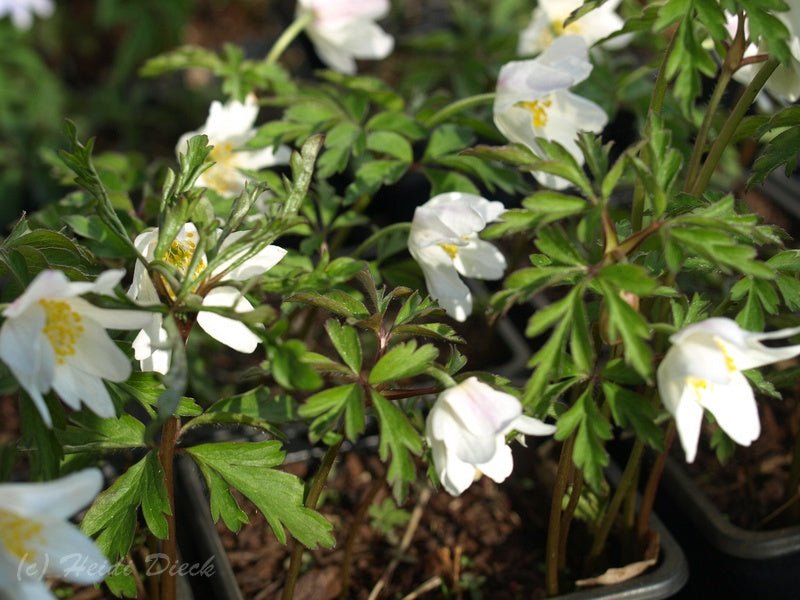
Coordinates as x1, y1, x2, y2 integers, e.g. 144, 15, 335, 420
325, 320, 363, 373
141, 452, 172, 539
372, 391, 422, 497
598, 264, 659, 296
82, 455, 148, 559
345, 159, 408, 203
288, 290, 370, 319
188, 441, 334, 548
555, 386, 611, 490
300, 384, 364, 442
197, 463, 249, 533
366, 112, 427, 140
524, 316, 570, 410
602, 383, 664, 450
369, 341, 439, 385
424, 124, 475, 159
526, 291, 573, 338
535, 227, 586, 266
570, 293, 594, 375
58, 414, 146, 453
270, 340, 324, 391
367, 130, 414, 162
599, 280, 653, 380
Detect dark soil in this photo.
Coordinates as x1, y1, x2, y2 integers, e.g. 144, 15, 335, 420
216, 443, 561, 600
682, 393, 800, 530
214, 439, 662, 600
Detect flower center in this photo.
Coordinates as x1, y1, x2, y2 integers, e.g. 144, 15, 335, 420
205, 142, 241, 195
439, 243, 460, 259
161, 233, 207, 300
0, 509, 44, 560
39, 299, 84, 365
518, 99, 552, 128
688, 376, 710, 402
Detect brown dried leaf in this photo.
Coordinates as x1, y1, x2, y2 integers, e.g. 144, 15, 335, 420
575, 532, 660, 588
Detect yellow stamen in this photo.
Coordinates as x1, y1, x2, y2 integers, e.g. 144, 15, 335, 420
518, 99, 553, 128
714, 339, 738, 373
0, 509, 44, 560
205, 142, 241, 195
688, 376, 710, 403
161, 238, 207, 300
39, 300, 84, 365
551, 19, 581, 37
439, 243, 459, 259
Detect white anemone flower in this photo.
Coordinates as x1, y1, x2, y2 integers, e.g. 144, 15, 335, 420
426, 377, 556, 496
297, 0, 394, 74
0, 468, 110, 599
0, 0, 54, 30
408, 192, 506, 322
728, 8, 800, 103
494, 36, 608, 190
129, 223, 287, 374
176, 94, 291, 198
517, 0, 628, 56
0, 270, 151, 427
657, 317, 800, 463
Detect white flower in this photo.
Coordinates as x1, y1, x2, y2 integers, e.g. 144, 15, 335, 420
129, 223, 287, 374
657, 317, 800, 463
728, 9, 800, 102
0, 468, 110, 599
517, 0, 628, 56
425, 377, 556, 496
0, 0, 53, 30
177, 94, 291, 197
0, 270, 151, 427
297, 0, 394, 74
494, 36, 608, 190
408, 192, 506, 322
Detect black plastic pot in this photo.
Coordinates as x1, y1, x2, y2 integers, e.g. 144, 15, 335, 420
658, 456, 800, 599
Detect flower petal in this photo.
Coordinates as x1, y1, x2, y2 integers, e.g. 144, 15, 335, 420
68, 317, 132, 382
476, 438, 514, 484
440, 446, 479, 496
52, 366, 116, 419
413, 247, 473, 321
215, 233, 287, 281
440, 377, 522, 436
0, 469, 102, 519
453, 239, 507, 280
510, 414, 557, 436
133, 316, 171, 375
699, 372, 761, 448
29, 518, 110, 584
197, 287, 261, 353
234, 145, 292, 170
68, 298, 152, 331
674, 383, 705, 463
3, 271, 72, 318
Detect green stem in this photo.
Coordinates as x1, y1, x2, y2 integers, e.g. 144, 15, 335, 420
631, 27, 680, 232
422, 93, 496, 129
265, 11, 314, 65
684, 69, 733, 192
352, 222, 412, 259
690, 58, 779, 196
586, 439, 645, 570
282, 439, 343, 600
546, 433, 576, 597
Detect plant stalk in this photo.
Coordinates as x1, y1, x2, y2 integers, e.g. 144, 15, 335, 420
158, 416, 180, 600
546, 433, 576, 596
684, 68, 733, 191
636, 422, 676, 542
690, 58, 779, 196
352, 222, 412, 259
422, 93, 496, 129
557, 466, 583, 571
265, 11, 314, 65
282, 439, 344, 600
586, 439, 645, 570
340, 470, 388, 598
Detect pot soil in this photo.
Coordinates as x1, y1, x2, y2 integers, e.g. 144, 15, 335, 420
177, 442, 687, 600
